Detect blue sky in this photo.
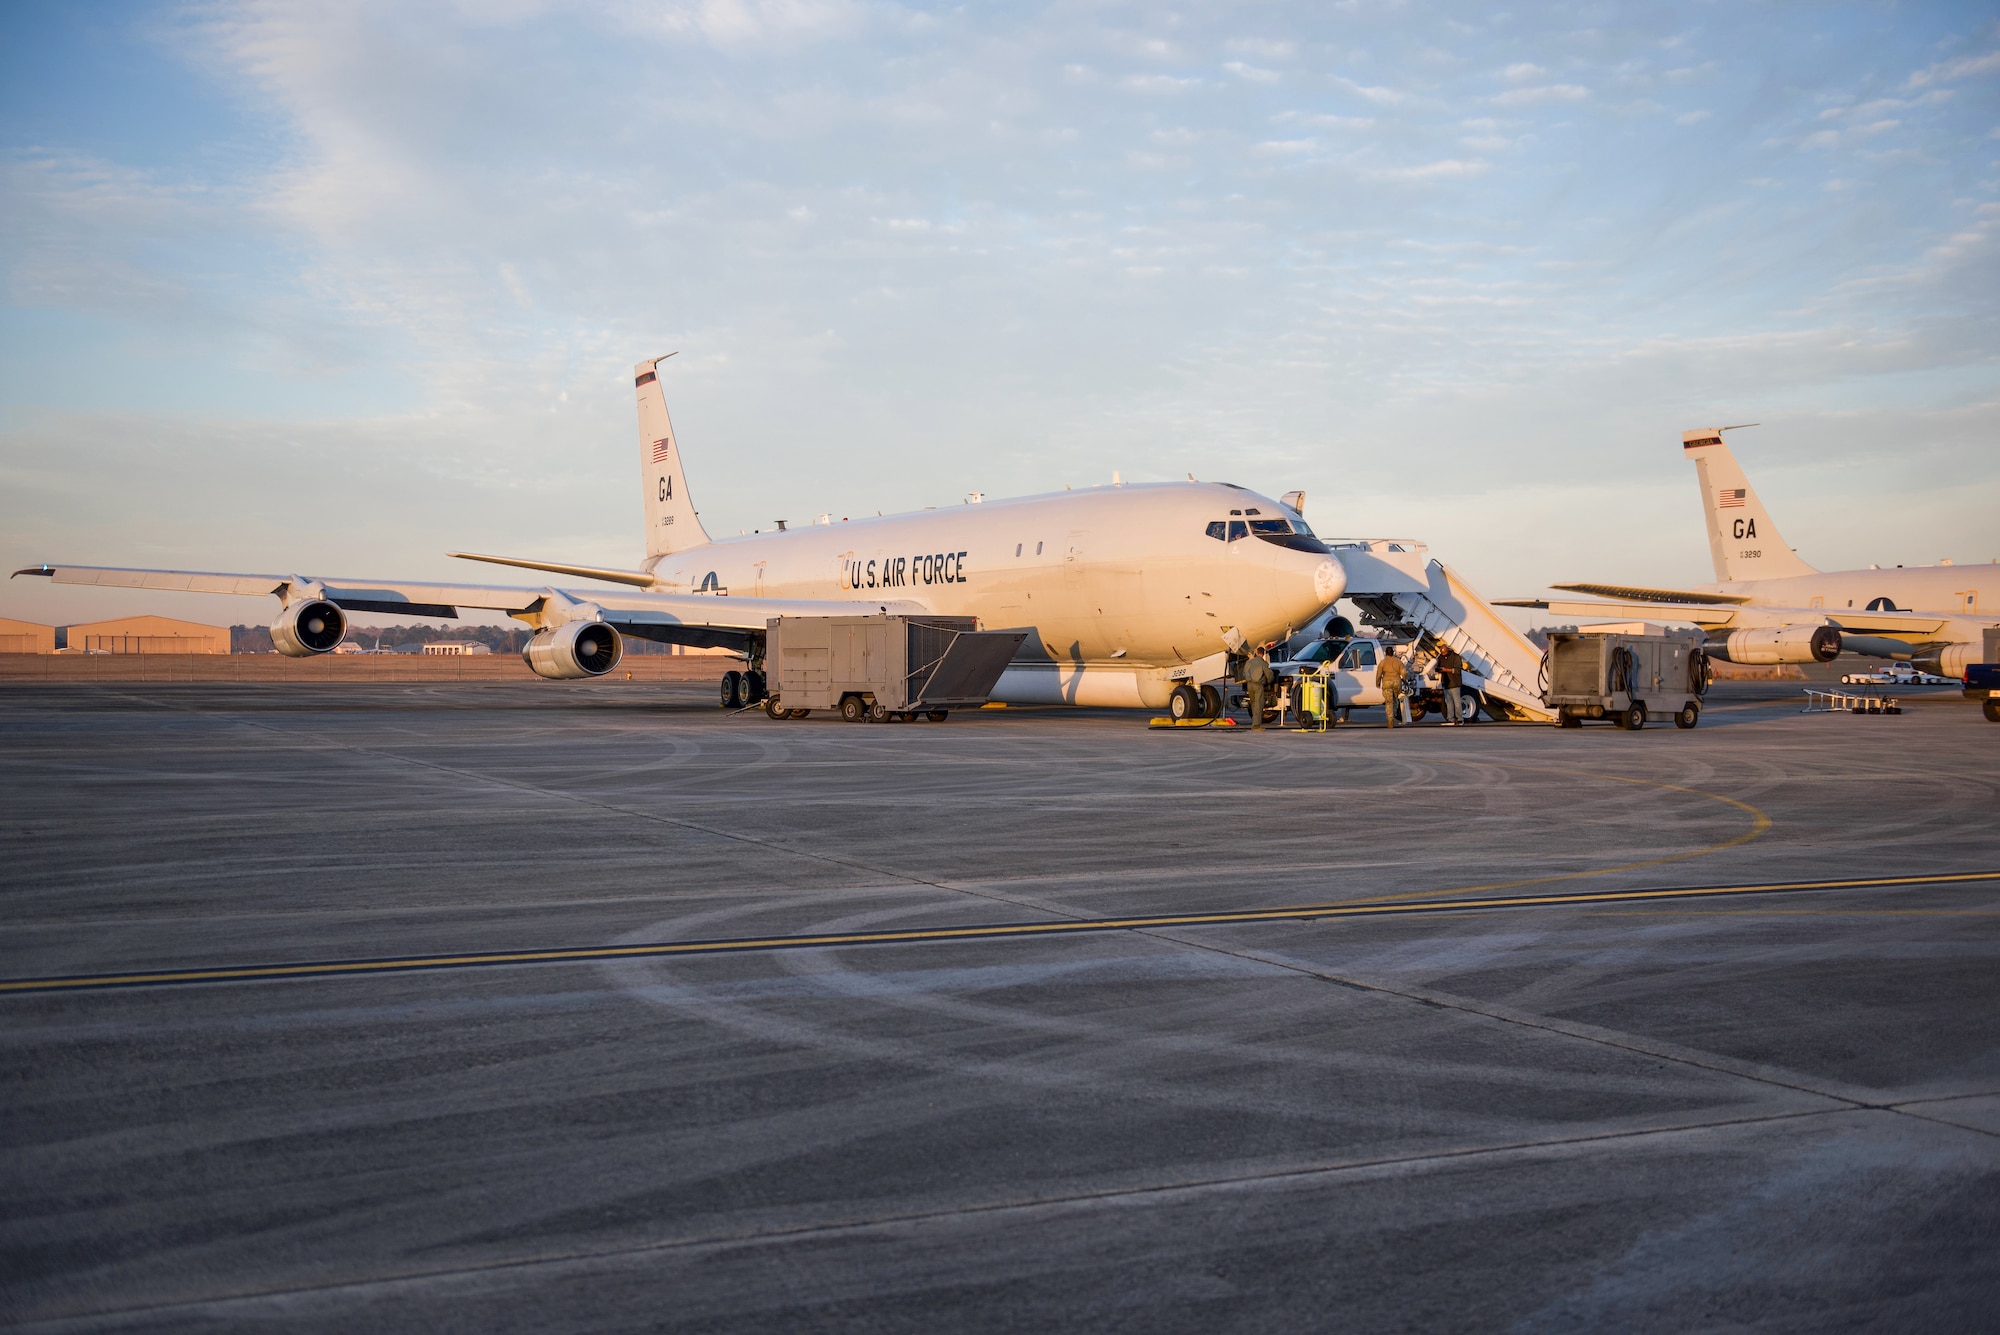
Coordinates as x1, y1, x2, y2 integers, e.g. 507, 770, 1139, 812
3, 1, 1996, 629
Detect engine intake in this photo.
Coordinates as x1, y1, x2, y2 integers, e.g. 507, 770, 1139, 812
271, 599, 347, 656
1710, 625, 1839, 665
523, 620, 623, 679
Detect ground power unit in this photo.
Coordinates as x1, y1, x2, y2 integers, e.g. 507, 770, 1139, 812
1542, 632, 1707, 730
764, 615, 1026, 723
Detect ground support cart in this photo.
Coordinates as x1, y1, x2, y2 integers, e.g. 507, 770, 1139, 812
1295, 671, 1334, 732
762, 615, 1026, 723
1542, 631, 1705, 730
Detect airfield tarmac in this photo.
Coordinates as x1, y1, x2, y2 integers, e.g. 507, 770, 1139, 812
2, 677, 1996, 1331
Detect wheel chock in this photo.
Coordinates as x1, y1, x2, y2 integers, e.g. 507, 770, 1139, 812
1148, 716, 1239, 728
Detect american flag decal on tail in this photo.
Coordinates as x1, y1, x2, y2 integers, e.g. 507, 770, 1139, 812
652, 437, 672, 463
1717, 488, 1746, 509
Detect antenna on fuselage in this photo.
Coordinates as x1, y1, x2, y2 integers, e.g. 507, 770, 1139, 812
1719, 423, 1759, 432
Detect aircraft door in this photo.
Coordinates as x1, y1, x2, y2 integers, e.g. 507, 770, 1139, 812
1337, 640, 1383, 706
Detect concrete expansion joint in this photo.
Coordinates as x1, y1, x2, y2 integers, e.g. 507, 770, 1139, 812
0, 1103, 1920, 1332
1150, 934, 1885, 1110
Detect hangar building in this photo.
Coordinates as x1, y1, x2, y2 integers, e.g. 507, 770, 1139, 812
64, 615, 230, 654
0, 617, 56, 654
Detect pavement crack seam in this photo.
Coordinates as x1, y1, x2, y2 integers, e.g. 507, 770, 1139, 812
107, 688, 1075, 922
1142, 932, 1988, 1124
10, 1105, 1878, 1328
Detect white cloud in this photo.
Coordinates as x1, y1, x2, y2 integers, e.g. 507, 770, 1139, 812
1223, 61, 1280, 84
1330, 75, 1411, 106
1275, 111, 1375, 130
1502, 62, 1546, 82
1906, 50, 2000, 89
1226, 38, 1296, 60
1492, 84, 1589, 107
1120, 73, 1204, 94
627, 0, 864, 49
1373, 159, 1490, 181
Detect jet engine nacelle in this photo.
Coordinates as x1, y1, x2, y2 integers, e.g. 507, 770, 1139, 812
271, 599, 347, 656
1711, 625, 1840, 665
1917, 643, 1979, 679
523, 620, 623, 679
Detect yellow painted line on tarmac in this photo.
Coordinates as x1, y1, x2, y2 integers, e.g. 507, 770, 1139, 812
3, 871, 1995, 996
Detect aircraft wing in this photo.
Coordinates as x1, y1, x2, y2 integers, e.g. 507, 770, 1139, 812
1494, 597, 1742, 628
12, 563, 929, 636
1548, 582, 1751, 606
1497, 593, 1961, 645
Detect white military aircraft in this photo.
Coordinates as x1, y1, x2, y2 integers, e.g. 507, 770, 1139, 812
1501, 428, 1997, 675
16, 356, 1347, 715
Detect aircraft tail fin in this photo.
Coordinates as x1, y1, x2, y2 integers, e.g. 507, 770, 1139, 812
1681, 428, 1816, 583
636, 356, 711, 560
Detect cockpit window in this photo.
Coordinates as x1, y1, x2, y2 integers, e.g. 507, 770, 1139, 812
1227, 520, 1248, 542
1291, 517, 1316, 538
1205, 521, 1226, 541
1249, 519, 1292, 536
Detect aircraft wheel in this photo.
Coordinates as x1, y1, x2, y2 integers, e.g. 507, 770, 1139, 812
1168, 685, 1198, 720
1984, 699, 2000, 723
927, 709, 950, 723
840, 694, 867, 723
720, 671, 743, 709
763, 696, 786, 720
1676, 702, 1700, 729
744, 670, 766, 704
1200, 685, 1223, 718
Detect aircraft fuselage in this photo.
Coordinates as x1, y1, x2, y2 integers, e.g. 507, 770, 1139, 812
646, 481, 1345, 671
1704, 564, 1991, 619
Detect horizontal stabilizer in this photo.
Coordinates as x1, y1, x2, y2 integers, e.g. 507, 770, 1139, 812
448, 551, 656, 588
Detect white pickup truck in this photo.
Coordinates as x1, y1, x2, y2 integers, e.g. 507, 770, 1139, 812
1272, 637, 1481, 725
1840, 664, 1956, 686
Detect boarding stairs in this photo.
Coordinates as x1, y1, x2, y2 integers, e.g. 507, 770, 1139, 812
1324, 539, 1556, 722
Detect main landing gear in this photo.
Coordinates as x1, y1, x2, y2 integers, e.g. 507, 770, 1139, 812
720, 669, 766, 710
1167, 685, 1225, 721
